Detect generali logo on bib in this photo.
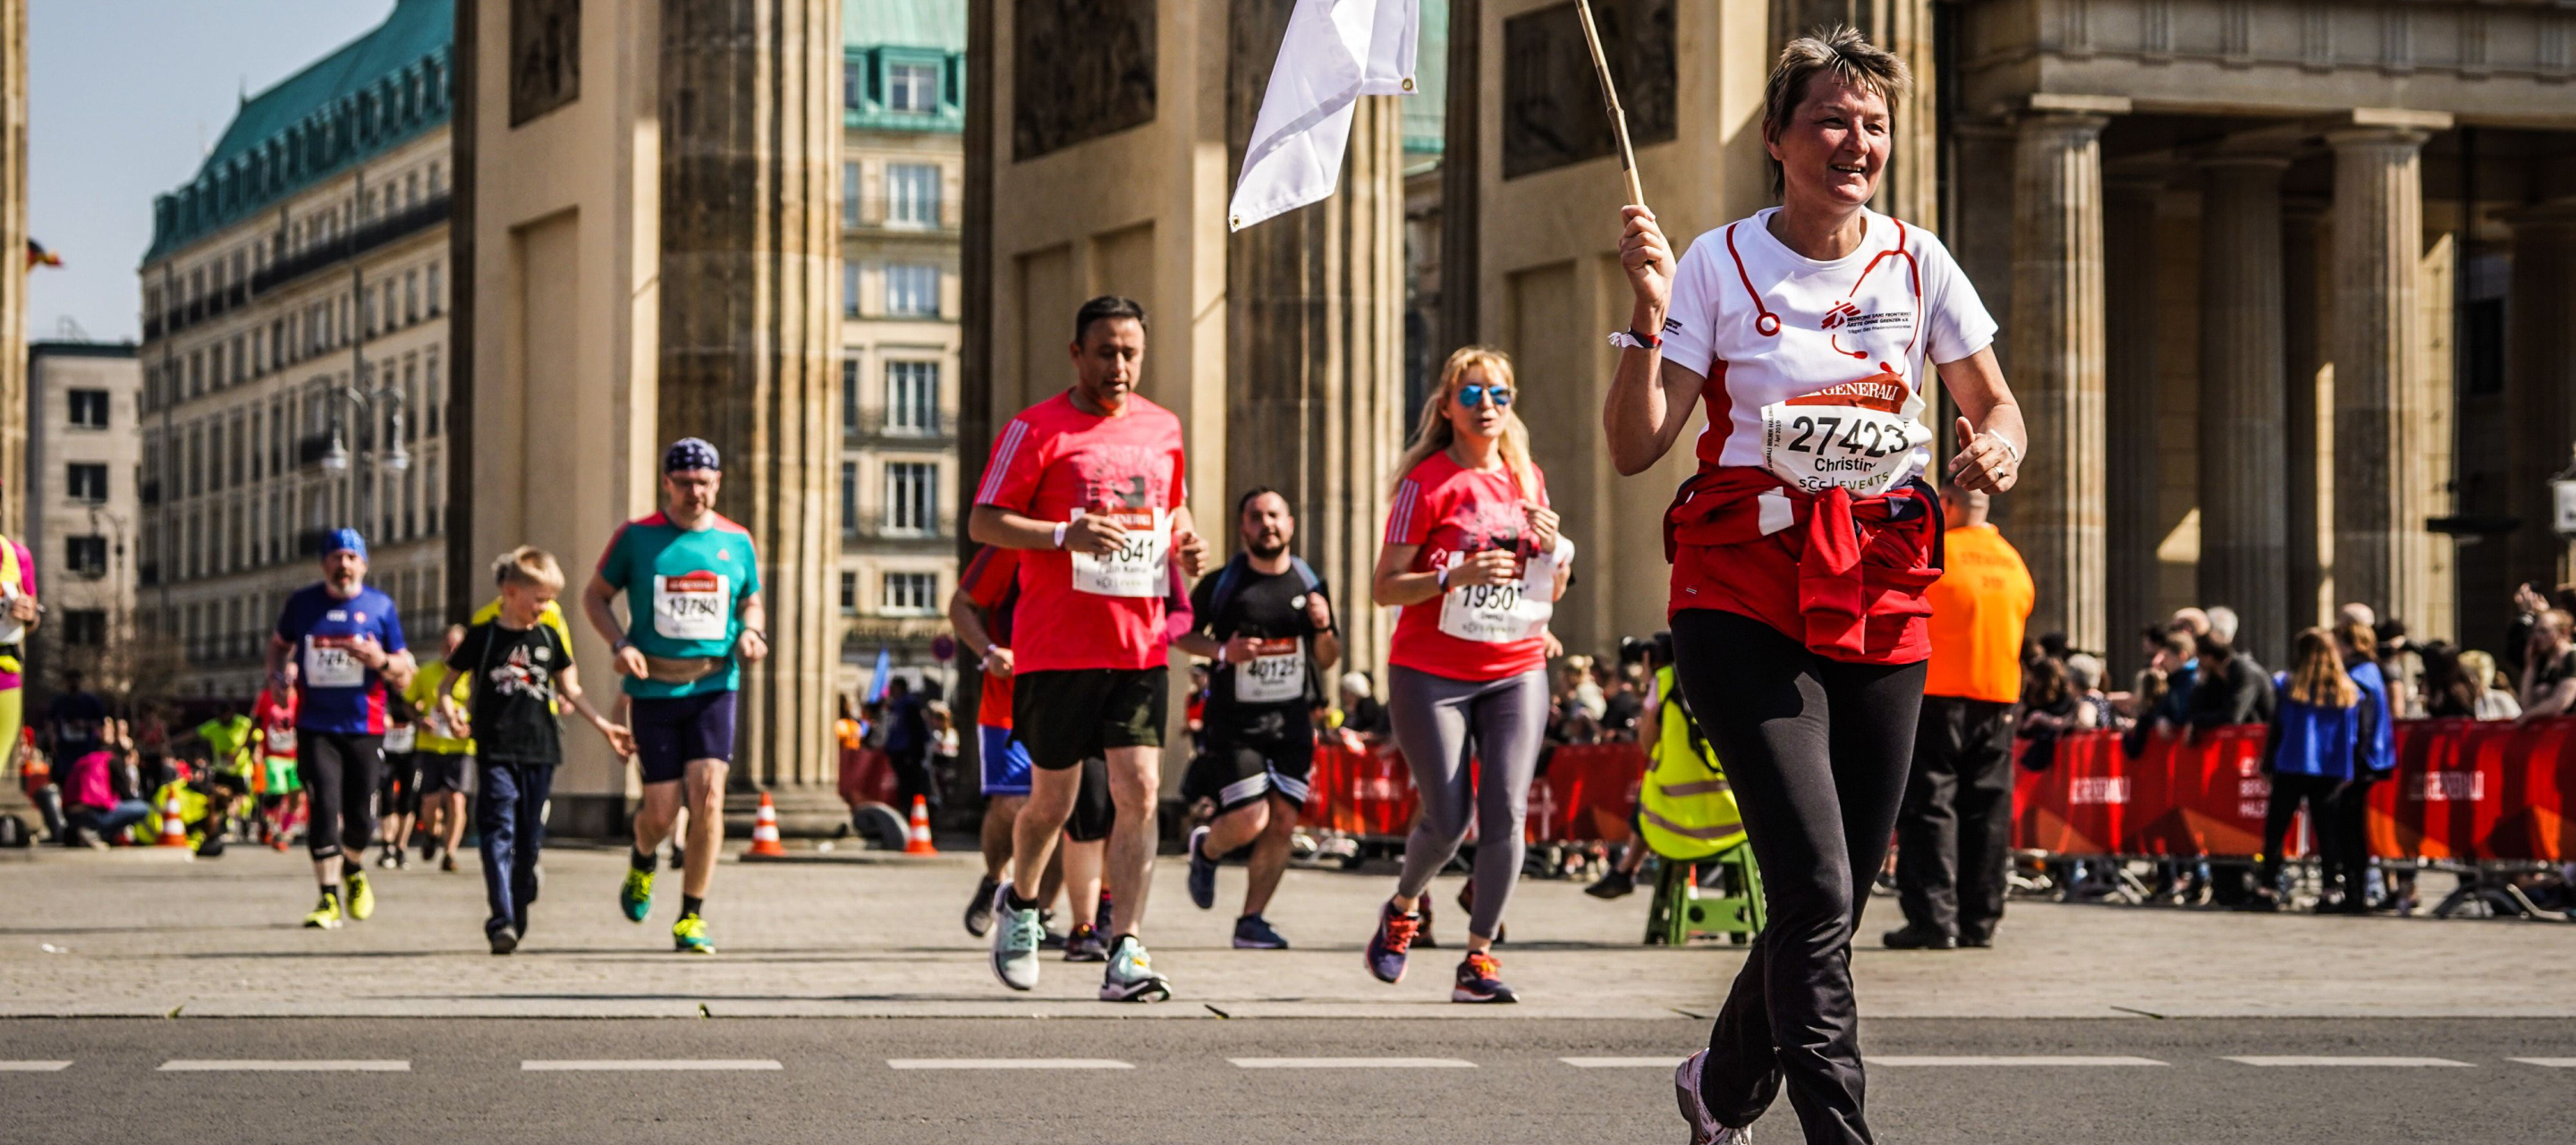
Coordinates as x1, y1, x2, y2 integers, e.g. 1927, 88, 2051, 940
662, 571, 724, 615
1781, 370, 1908, 414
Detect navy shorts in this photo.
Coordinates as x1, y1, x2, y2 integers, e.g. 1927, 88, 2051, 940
631, 691, 738, 785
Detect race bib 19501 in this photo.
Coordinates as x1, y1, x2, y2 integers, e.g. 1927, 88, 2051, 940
654, 571, 733, 641
1234, 637, 1305, 704
303, 640, 366, 688
1758, 386, 1931, 497
1070, 507, 1170, 598
1437, 547, 1559, 644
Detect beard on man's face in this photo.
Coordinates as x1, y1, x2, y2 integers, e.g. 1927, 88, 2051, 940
1245, 534, 1288, 561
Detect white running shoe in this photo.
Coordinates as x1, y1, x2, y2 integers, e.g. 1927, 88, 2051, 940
1098, 934, 1172, 1002
988, 881, 1044, 992
1675, 1049, 1751, 1143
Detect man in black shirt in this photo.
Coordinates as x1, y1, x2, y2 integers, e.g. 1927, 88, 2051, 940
1176, 489, 1340, 949
448, 547, 632, 954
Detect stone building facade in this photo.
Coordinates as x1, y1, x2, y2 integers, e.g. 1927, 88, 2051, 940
23, 342, 141, 694
136, 0, 455, 700
837, 3, 965, 697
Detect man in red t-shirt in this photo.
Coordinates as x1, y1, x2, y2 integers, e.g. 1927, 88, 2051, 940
969, 295, 1208, 1002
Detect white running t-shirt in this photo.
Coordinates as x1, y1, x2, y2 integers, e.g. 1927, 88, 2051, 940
1659, 208, 1997, 492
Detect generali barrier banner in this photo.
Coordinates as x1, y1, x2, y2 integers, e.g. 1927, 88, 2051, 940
2010, 720, 2576, 862
1291, 717, 2576, 861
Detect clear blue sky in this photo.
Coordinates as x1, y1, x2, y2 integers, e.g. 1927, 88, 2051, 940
29, 1, 395, 344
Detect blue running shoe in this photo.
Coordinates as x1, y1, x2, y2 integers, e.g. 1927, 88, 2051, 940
1233, 914, 1289, 950
1363, 899, 1419, 984
1186, 825, 1217, 910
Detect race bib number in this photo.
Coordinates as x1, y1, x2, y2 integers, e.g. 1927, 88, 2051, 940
654, 571, 733, 641
1758, 397, 1930, 497
1235, 637, 1305, 704
1437, 547, 1559, 644
383, 726, 417, 752
303, 640, 365, 688
422, 708, 454, 740
1070, 508, 1170, 598
267, 727, 298, 753
0, 584, 22, 647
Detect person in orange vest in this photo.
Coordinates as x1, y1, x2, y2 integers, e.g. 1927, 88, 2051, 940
1886, 477, 2033, 951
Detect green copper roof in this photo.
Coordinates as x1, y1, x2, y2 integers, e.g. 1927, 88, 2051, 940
845, 0, 965, 52
147, 0, 453, 263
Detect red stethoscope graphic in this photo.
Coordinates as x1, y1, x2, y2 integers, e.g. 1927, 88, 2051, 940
1724, 217, 1924, 361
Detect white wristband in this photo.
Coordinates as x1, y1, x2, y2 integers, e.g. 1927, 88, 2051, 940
1215, 646, 1228, 666
1992, 433, 2024, 465
1052, 522, 1069, 549
1436, 566, 1451, 590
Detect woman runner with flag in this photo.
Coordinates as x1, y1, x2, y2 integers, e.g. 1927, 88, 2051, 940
1604, 28, 2026, 1145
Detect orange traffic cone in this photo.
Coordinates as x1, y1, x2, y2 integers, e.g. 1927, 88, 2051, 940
156, 789, 189, 848
748, 792, 787, 857
904, 795, 936, 855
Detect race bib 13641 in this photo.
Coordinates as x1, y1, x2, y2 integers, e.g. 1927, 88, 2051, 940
1070, 508, 1170, 598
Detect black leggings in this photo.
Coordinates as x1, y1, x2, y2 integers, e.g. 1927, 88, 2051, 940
1673, 608, 1928, 1145
294, 732, 383, 863
2258, 772, 2340, 892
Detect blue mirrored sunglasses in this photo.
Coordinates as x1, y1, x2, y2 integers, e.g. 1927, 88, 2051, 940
1456, 384, 1513, 409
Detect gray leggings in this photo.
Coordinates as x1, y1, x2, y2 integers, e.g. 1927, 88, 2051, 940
1388, 664, 1550, 939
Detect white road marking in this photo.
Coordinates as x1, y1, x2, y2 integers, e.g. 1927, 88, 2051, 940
1876, 1056, 2166, 1067
0, 1061, 72, 1072
159, 1060, 410, 1073
1230, 1057, 1475, 1069
886, 1058, 1132, 1071
522, 1060, 782, 1072
1562, 1056, 1683, 1068
2507, 1058, 2576, 1068
2224, 1056, 2472, 1068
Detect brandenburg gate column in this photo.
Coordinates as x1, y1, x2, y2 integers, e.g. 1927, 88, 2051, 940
2327, 117, 2445, 625
2196, 155, 2291, 661
2004, 96, 2122, 655
2501, 200, 2576, 587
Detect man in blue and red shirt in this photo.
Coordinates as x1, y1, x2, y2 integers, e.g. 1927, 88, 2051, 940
267, 528, 416, 930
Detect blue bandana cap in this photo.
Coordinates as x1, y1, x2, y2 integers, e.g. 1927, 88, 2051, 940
323, 528, 369, 560
664, 437, 722, 474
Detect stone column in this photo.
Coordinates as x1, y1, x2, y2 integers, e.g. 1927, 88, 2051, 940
2102, 174, 2163, 680
2502, 200, 2576, 588
0, 0, 23, 540
659, 0, 840, 799
2197, 156, 2291, 663
1227, 0, 1404, 679
2282, 203, 2329, 631
2327, 127, 2433, 625
2005, 106, 2112, 654
1436, 0, 1480, 360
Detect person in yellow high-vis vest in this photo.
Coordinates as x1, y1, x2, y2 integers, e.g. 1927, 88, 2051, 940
1588, 637, 1744, 899
0, 529, 41, 772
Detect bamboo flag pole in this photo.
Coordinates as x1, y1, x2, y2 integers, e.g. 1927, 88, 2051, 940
1572, 0, 1646, 207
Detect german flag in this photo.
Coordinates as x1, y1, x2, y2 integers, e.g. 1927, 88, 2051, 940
25, 239, 60, 269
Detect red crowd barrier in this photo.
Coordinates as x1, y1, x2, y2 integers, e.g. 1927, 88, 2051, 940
1301, 738, 1648, 845
2012, 718, 2576, 862
839, 746, 894, 809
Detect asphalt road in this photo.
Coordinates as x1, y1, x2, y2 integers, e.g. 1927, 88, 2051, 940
3, 1016, 2566, 1145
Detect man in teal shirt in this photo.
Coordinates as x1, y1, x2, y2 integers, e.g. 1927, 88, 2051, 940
583, 437, 770, 954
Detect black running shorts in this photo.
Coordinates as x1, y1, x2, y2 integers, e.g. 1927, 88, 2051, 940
1011, 667, 1166, 772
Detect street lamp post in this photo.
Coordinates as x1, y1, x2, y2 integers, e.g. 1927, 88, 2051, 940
318, 379, 410, 541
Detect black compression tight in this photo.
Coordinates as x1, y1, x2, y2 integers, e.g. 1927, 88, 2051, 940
1672, 608, 1928, 1145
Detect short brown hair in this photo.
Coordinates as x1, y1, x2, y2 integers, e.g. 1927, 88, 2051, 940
1762, 26, 1914, 199
492, 545, 565, 593
2332, 619, 2377, 659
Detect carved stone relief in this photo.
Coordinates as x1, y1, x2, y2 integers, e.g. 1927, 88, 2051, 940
510, 0, 580, 127
1012, 0, 1157, 161
1502, 0, 1676, 180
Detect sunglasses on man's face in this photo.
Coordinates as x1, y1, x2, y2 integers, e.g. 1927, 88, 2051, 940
1455, 384, 1513, 409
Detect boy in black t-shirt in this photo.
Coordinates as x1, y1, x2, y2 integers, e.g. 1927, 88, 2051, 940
448, 547, 632, 954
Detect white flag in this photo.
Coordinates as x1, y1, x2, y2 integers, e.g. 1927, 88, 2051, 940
1227, 0, 1419, 233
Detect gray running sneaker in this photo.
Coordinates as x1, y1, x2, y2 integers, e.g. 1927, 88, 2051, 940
988, 882, 1044, 992
1098, 935, 1172, 1003
1675, 1049, 1751, 1144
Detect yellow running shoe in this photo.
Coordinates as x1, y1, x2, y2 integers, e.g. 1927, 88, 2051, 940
302, 891, 343, 929
344, 871, 376, 921
620, 869, 654, 923
672, 912, 716, 954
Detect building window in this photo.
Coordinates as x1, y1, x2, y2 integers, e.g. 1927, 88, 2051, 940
886, 163, 940, 228
841, 461, 860, 535
886, 63, 940, 114
67, 389, 109, 429
882, 572, 937, 615
842, 161, 860, 228
885, 264, 937, 318
427, 262, 443, 316
67, 463, 108, 504
62, 609, 106, 649
842, 356, 861, 436
839, 571, 858, 613
886, 461, 936, 535
843, 62, 863, 109
66, 535, 107, 578
886, 360, 937, 434
843, 262, 861, 318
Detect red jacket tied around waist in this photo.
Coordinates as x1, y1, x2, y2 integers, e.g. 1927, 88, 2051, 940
1664, 466, 1945, 665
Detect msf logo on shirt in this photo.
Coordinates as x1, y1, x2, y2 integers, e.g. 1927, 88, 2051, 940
1818, 301, 1863, 330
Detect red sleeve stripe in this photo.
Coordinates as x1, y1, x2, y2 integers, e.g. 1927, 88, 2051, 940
975, 419, 1031, 505
1385, 478, 1419, 544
